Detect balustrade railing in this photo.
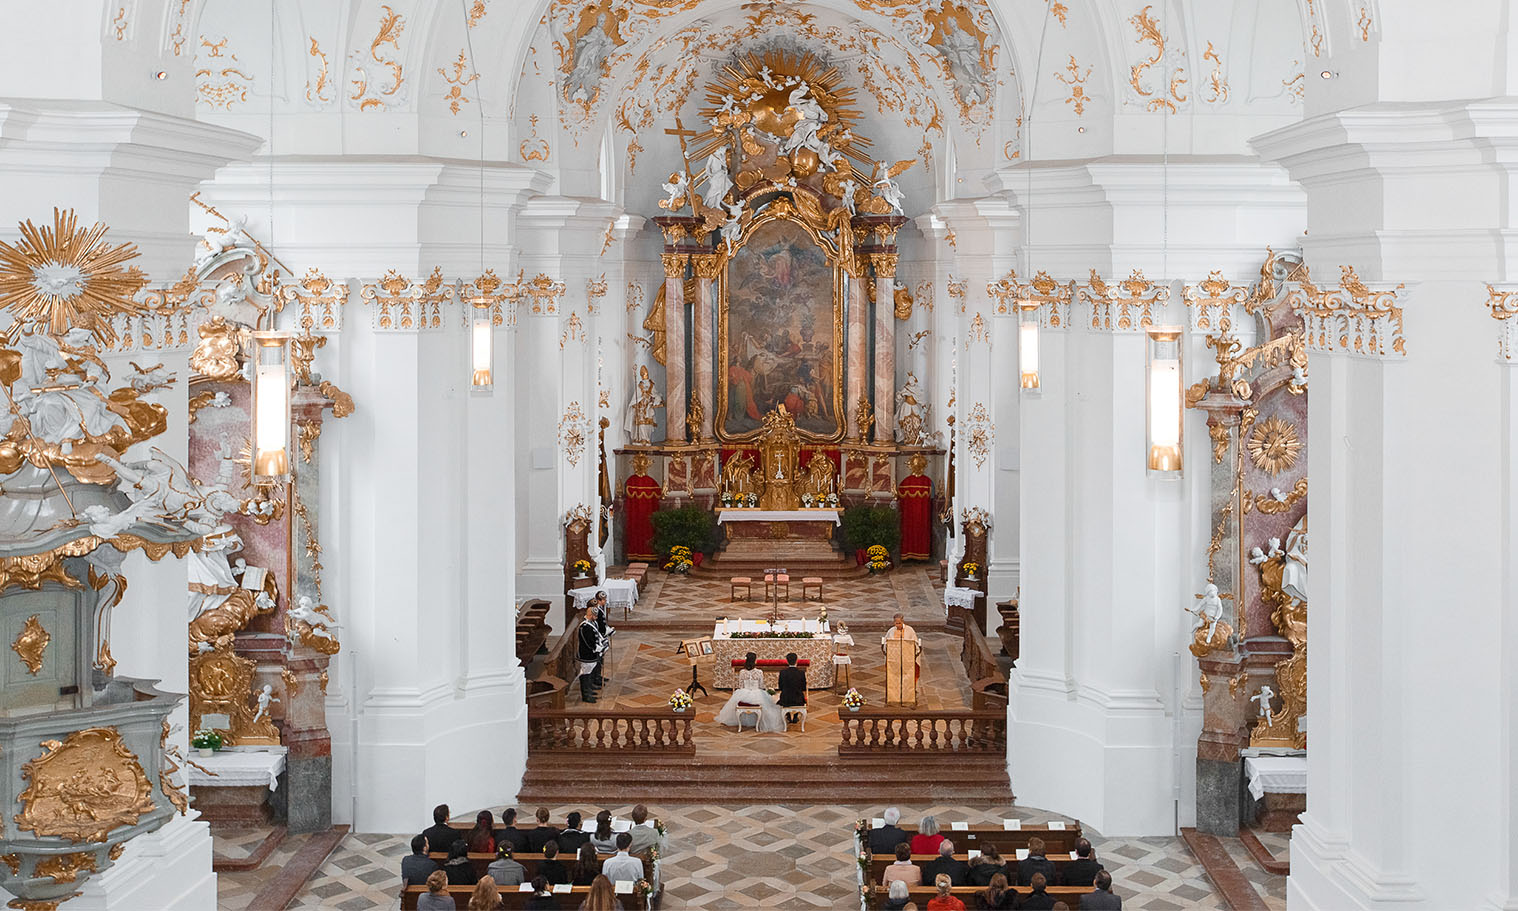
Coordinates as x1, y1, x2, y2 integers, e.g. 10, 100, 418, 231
527, 709, 695, 753
838, 709, 1006, 755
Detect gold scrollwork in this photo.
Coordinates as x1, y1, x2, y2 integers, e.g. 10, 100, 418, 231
158, 720, 188, 816
297, 420, 321, 464
15, 728, 158, 843
1054, 55, 1092, 116
1285, 264, 1405, 357
279, 268, 349, 332
11, 614, 50, 675
439, 49, 479, 116
1184, 271, 1246, 332
1250, 477, 1308, 515
1080, 269, 1170, 330
35, 851, 99, 884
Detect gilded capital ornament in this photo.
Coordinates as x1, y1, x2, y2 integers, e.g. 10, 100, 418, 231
661, 253, 688, 279
870, 253, 898, 279
690, 254, 722, 280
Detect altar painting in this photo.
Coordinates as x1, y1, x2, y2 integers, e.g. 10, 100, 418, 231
720, 218, 842, 440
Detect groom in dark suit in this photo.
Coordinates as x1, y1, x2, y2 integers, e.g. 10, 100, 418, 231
777, 652, 807, 710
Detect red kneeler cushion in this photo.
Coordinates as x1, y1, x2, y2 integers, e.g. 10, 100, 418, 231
730, 658, 810, 668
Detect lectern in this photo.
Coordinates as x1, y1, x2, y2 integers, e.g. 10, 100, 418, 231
883, 637, 918, 706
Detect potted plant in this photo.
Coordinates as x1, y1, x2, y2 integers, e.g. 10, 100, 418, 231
664, 546, 694, 573
191, 728, 223, 758
651, 505, 717, 567
840, 505, 901, 564
866, 545, 890, 573
961, 561, 982, 582
570, 559, 593, 580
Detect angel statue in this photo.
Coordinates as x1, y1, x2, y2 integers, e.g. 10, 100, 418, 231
194, 213, 254, 269
627, 365, 664, 444
252, 683, 280, 724
932, 15, 989, 104
781, 83, 840, 169
1251, 684, 1276, 726
660, 170, 689, 211
720, 201, 744, 253
1191, 583, 1224, 643
287, 595, 339, 649
870, 160, 910, 213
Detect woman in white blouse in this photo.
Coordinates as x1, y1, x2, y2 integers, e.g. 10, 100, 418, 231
715, 652, 786, 732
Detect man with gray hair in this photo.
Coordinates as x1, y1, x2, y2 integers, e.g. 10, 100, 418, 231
869, 807, 907, 854
922, 838, 969, 886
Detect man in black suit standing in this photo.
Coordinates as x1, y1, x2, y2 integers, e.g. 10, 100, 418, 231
922, 839, 970, 886
868, 807, 908, 855
777, 652, 807, 718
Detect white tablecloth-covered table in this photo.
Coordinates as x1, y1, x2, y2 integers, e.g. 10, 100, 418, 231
943, 585, 985, 615
716, 509, 841, 524
187, 747, 287, 792
711, 618, 834, 688
568, 579, 640, 614
1244, 755, 1307, 800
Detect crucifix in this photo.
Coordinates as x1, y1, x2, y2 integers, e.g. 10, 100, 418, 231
664, 118, 704, 215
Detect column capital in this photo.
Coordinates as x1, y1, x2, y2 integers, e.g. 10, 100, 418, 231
661, 253, 688, 278
690, 253, 723, 280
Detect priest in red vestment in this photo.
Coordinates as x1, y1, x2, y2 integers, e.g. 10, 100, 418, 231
623, 452, 663, 561
897, 453, 933, 562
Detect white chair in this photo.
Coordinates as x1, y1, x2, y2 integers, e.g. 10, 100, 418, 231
782, 706, 807, 731
735, 704, 762, 731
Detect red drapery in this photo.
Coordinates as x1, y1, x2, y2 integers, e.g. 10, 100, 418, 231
623, 473, 663, 561
897, 473, 933, 561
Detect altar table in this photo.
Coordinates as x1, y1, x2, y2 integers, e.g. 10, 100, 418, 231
711, 618, 834, 688
716, 509, 841, 525
1243, 754, 1307, 800
715, 510, 842, 562
568, 579, 640, 615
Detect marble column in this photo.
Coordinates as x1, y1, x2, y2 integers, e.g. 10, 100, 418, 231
872, 254, 898, 441
662, 253, 688, 442
691, 253, 720, 440
847, 269, 871, 439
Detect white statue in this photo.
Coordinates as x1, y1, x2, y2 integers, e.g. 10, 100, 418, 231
720, 201, 744, 253
1281, 525, 1308, 604
871, 161, 906, 213
288, 595, 338, 646
1192, 583, 1224, 642
660, 170, 689, 210
1269, 487, 1289, 503
252, 683, 280, 723
701, 150, 732, 211
194, 214, 253, 268
781, 83, 840, 169
1266, 537, 1283, 558
1248, 546, 1268, 565
627, 364, 664, 444
838, 178, 858, 214
932, 15, 989, 104
3, 331, 124, 444
895, 372, 929, 445
1251, 685, 1276, 726
565, 20, 615, 103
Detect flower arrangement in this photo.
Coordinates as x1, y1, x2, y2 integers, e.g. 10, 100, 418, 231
746, 492, 758, 507
817, 606, 828, 624
668, 688, 693, 711
866, 544, 890, 573
824, 493, 839, 508
663, 545, 694, 573
800, 493, 814, 507
728, 631, 815, 639
634, 879, 654, 902
842, 688, 865, 710
961, 561, 982, 579
653, 818, 666, 839
571, 559, 593, 577
191, 729, 223, 754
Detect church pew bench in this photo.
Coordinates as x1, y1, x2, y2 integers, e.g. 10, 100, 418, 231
995, 599, 1020, 663
403, 884, 596, 909
870, 824, 1084, 856
525, 615, 586, 710
426, 850, 654, 883
869, 884, 1089, 905
868, 852, 1099, 884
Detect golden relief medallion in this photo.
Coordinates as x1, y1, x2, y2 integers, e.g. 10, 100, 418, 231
11, 614, 50, 675
14, 728, 157, 843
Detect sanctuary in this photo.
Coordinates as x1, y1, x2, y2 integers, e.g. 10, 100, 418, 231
0, 2, 1513, 910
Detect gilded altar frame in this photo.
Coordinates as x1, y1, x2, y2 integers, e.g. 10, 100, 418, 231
715, 198, 849, 444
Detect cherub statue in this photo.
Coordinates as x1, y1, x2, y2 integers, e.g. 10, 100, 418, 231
287, 595, 338, 649
870, 160, 911, 213
1192, 583, 1224, 642
195, 213, 253, 268
1251, 684, 1276, 726
660, 170, 689, 211
252, 683, 280, 724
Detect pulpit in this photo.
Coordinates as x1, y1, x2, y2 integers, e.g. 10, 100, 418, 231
884, 638, 918, 706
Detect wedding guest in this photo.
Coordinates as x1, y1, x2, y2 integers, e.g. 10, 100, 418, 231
579, 874, 623, 911
571, 842, 602, 885
911, 816, 945, 856
1019, 873, 1057, 910
467, 810, 496, 855
527, 806, 561, 852
467, 875, 502, 910
402, 834, 439, 889
577, 604, 605, 703
1063, 839, 1101, 887
444, 840, 477, 886
589, 810, 618, 854
884, 879, 913, 910
601, 832, 644, 885
423, 804, 462, 855
871, 807, 909, 854
967, 843, 1008, 887
524, 876, 557, 911
1080, 870, 1122, 909
1016, 838, 1056, 887
974, 872, 1014, 910
923, 839, 969, 886
499, 809, 530, 853
628, 805, 660, 855
485, 843, 525, 887
539, 841, 570, 885
882, 842, 922, 887
558, 812, 590, 853
418, 869, 456, 911
926, 873, 965, 910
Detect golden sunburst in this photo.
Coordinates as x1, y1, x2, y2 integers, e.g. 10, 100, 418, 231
0, 208, 147, 345
695, 48, 870, 166
1247, 414, 1302, 476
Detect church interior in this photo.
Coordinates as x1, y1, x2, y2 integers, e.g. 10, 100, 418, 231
0, 1, 1511, 909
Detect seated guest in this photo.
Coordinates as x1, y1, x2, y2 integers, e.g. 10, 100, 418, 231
527, 807, 560, 852
923, 839, 969, 886
418, 869, 456, 911
467, 810, 496, 855
486, 843, 525, 886
539, 841, 570, 885
570, 842, 602, 886
558, 812, 590, 853
967, 843, 1008, 887
1016, 838, 1056, 887
1063, 838, 1101, 888
883, 879, 913, 910
628, 804, 660, 855
601, 832, 644, 885
589, 810, 618, 854
1080, 870, 1122, 909
580, 873, 623, 911
882, 842, 922, 887
423, 804, 462, 855
870, 807, 909, 855
777, 652, 808, 710
524, 876, 556, 911
975, 872, 1014, 910
444, 840, 476, 886
1019, 873, 1057, 910
911, 816, 945, 856
467, 875, 502, 910
402, 834, 439, 889
498, 809, 529, 853
926, 873, 965, 910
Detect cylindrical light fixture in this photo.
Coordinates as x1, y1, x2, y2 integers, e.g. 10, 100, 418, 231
249, 331, 292, 480
1145, 326, 1184, 474
1016, 298, 1040, 391
469, 297, 493, 393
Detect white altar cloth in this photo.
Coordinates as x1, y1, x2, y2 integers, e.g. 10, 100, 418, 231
1244, 755, 1308, 800
944, 585, 985, 614
188, 747, 287, 792
716, 509, 840, 525
715, 618, 831, 637
568, 579, 640, 614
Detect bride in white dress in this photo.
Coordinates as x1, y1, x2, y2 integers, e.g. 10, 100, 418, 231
715, 652, 787, 732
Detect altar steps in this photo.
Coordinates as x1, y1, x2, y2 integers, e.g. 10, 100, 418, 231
697, 551, 867, 582
516, 756, 1013, 805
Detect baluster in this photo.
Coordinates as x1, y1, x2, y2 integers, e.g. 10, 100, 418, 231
869, 718, 881, 748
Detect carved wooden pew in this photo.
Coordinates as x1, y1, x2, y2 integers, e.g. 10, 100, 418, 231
866, 823, 1084, 856
996, 598, 1020, 663
425, 850, 654, 884
868, 884, 1089, 905
402, 884, 594, 909
526, 615, 586, 710
960, 620, 1007, 710
868, 852, 1097, 885
515, 599, 553, 668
